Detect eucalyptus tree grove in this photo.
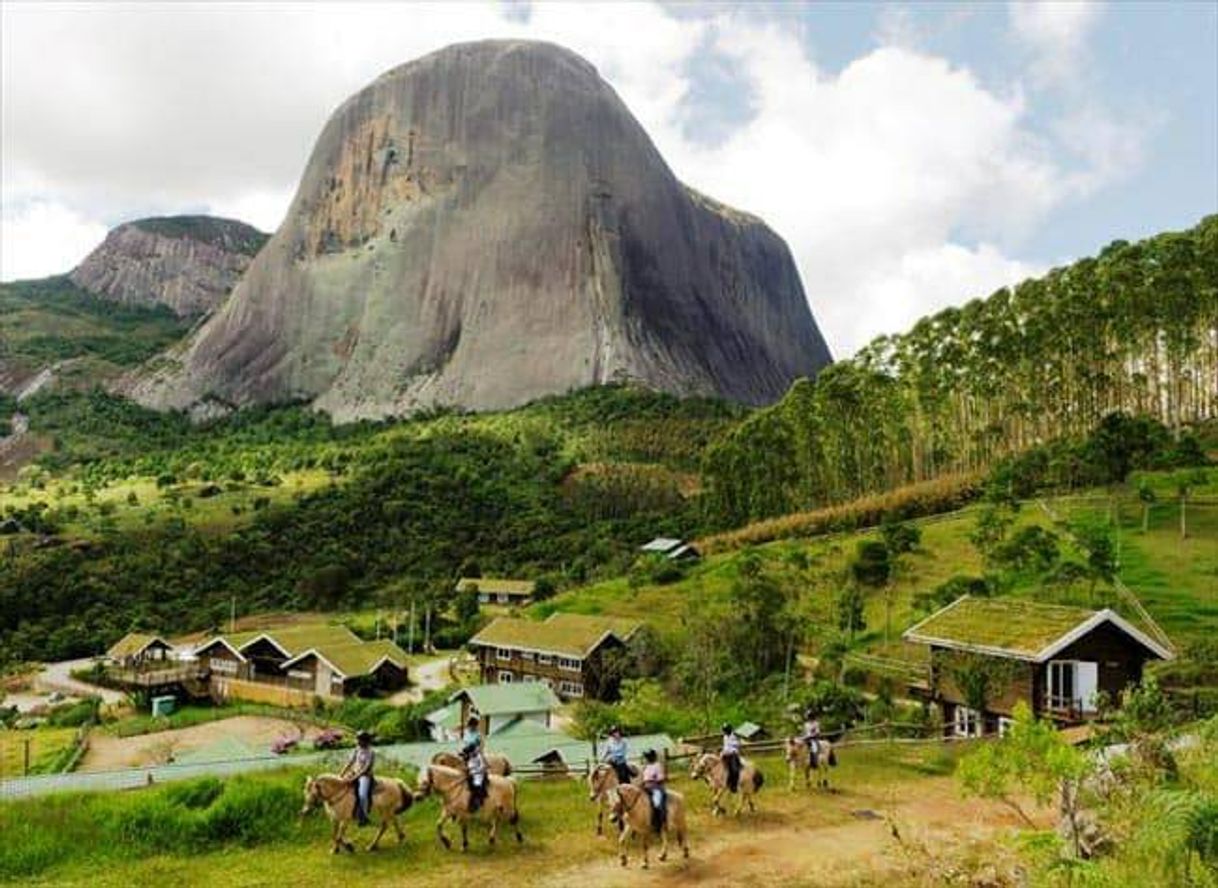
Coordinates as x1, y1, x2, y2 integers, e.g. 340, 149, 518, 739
704, 216, 1218, 524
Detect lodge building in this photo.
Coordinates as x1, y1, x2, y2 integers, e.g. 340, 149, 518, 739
903, 596, 1174, 737
467, 612, 640, 701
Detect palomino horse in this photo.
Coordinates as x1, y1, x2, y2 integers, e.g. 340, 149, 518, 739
430, 749, 513, 776
784, 736, 838, 791
300, 774, 414, 853
608, 784, 689, 869
689, 752, 764, 816
587, 761, 641, 836
415, 763, 523, 851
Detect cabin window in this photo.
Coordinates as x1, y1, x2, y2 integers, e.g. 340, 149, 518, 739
537, 653, 553, 666
952, 706, 981, 738
287, 669, 312, 681
331, 673, 344, 686
997, 716, 1014, 737
497, 648, 513, 661
498, 671, 514, 684
558, 657, 581, 672
210, 659, 237, 675
1047, 660, 1098, 713
559, 680, 584, 697
520, 651, 534, 661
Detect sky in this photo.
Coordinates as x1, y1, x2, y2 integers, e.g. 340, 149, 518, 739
2, 1, 1216, 357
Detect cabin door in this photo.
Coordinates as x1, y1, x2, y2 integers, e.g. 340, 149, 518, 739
1075, 662, 1098, 713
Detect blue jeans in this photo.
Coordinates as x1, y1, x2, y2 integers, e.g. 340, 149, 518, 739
356, 775, 373, 821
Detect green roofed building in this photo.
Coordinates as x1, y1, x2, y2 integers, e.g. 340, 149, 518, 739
468, 612, 641, 701
903, 596, 1173, 737
190, 623, 409, 704
449, 682, 561, 736
105, 632, 174, 668
455, 577, 537, 606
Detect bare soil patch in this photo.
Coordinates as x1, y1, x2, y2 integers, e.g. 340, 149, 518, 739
80, 716, 321, 772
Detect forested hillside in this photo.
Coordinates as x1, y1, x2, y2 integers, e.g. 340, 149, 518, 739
704, 216, 1218, 524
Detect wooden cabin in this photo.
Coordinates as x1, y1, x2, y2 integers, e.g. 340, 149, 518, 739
467, 613, 640, 701
904, 596, 1174, 736
455, 577, 537, 606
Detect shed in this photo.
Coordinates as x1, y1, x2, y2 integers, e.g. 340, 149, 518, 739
449, 682, 561, 736
640, 537, 700, 561
106, 633, 175, 668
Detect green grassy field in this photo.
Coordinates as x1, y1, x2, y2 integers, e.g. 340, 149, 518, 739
0, 743, 966, 886
0, 728, 78, 778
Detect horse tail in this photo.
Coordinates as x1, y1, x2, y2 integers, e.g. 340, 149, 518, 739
752, 769, 764, 791
395, 779, 413, 814
828, 747, 838, 768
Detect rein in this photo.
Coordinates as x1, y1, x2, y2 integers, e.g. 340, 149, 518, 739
314, 777, 355, 806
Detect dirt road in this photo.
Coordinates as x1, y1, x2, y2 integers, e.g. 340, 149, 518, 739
389, 654, 457, 704
35, 659, 125, 705
538, 777, 1031, 888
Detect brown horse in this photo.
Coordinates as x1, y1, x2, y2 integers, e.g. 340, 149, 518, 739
608, 784, 689, 869
784, 736, 838, 790
300, 774, 414, 853
587, 761, 641, 836
415, 763, 523, 851
430, 749, 513, 776
689, 752, 763, 816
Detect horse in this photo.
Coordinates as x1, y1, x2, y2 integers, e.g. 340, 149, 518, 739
784, 736, 838, 791
415, 763, 523, 851
300, 773, 414, 854
608, 784, 689, 869
430, 749, 513, 776
689, 752, 764, 816
587, 761, 641, 836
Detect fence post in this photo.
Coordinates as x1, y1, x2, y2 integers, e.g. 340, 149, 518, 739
23, 738, 31, 776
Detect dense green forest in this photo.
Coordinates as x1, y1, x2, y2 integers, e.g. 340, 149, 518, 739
0, 387, 736, 664
703, 216, 1218, 524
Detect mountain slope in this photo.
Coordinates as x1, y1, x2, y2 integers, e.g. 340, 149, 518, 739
71, 215, 267, 317
131, 40, 831, 420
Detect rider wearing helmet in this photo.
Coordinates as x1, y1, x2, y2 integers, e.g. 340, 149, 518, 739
341, 730, 375, 826
720, 723, 743, 793
802, 707, 822, 764
602, 725, 632, 785
640, 748, 667, 832
460, 714, 488, 811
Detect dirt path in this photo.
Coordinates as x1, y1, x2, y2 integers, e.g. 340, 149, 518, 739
539, 778, 1032, 888
35, 659, 125, 705
389, 654, 456, 704
80, 715, 320, 772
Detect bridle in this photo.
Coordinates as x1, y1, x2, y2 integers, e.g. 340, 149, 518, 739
590, 764, 616, 798
308, 776, 354, 809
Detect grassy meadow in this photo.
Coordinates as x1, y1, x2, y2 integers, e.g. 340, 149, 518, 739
0, 728, 78, 779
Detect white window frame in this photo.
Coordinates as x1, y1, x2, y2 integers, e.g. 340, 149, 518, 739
557, 657, 582, 672
1047, 660, 1098, 713
559, 680, 584, 697
331, 673, 345, 686
537, 653, 553, 666
498, 670, 514, 684
210, 658, 237, 675
997, 716, 1014, 737
497, 647, 513, 661
520, 650, 534, 661
952, 705, 981, 738
287, 669, 312, 681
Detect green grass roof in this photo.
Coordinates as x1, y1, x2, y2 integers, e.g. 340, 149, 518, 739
236, 624, 361, 658
469, 612, 640, 658
903, 596, 1101, 660
195, 623, 405, 677
450, 682, 560, 716
456, 577, 536, 596
106, 632, 170, 659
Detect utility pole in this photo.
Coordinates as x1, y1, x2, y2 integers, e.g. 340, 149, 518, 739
230, 596, 236, 634
375, 609, 382, 640
408, 599, 416, 654
423, 606, 432, 654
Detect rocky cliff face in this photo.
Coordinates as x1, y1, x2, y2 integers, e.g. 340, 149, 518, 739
132, 41, 831, 419
72, 216, 267, 317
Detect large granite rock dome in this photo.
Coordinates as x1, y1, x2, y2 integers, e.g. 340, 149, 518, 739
133, 40, 831, 419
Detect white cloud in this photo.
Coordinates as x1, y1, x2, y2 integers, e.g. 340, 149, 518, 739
2, 2, 1138, 356
0, 199, 108, 282
1008, 1, 1103, 85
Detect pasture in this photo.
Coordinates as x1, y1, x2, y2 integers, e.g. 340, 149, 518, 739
0, 728, 78, 778
0, 742, 1033, 887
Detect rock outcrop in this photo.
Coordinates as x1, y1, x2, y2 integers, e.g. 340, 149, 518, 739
132, 41, 831, 419
72, 216, 267, 317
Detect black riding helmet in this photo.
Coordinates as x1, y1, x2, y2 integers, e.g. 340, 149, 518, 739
642, 748, 658, 763
355, 730, 372, 745
721, 723, 733, 734
466, 715, 480, 729
608, 724, 622, 736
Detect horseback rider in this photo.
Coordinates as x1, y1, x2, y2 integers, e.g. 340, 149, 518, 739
602, 724, 632, 785
720, 723, 743, 793
802, 708, 823, 765
460, 714, 488, 811
640, 748, 667, 833
340, 729, 375, 826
